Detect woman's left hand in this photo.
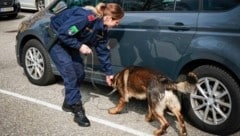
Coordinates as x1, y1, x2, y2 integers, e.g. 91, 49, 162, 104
106, 75, 114, 86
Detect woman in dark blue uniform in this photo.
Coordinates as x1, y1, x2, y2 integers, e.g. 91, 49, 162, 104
49, 3, 124, 127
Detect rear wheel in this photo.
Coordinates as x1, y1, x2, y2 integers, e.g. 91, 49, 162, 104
182, 65, 240, 135
22, 39, 56, 85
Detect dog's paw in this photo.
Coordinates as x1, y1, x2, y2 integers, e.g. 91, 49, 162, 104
108, 108, 119, 114
145, 115, 154, 122
154, 129, 166, 136
180, 132, 187, 136
145, 114, 155, 122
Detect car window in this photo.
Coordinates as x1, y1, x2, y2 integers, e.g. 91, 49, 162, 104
49, 0, 122, 14
49, 0, 95, 13
203, 0, 239, 11
100, 0, 122, 5
49, 0, 200, 13
120, 0, 199, 12
175, 0, 199, 11
121, 0, 174, 11
65, 0, 96, 7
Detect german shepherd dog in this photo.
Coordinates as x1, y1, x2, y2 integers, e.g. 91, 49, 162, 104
108, 66, 198, 136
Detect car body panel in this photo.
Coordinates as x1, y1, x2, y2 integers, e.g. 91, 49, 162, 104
19, 0, 37, 10
108, 12, 198, 79
195, 6, 240, 78
16, 10, 60, 74
19, 0, 54, 10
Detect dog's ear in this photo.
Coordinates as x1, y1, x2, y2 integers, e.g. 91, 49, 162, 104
110, 78, 114, 86
111, 73, 119, 87
111, 78, 114, 82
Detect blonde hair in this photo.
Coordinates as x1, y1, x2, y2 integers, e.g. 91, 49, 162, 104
85, 3, 124, 20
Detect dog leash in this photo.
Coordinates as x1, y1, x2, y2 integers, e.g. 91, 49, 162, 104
107, 88, 117, 95
83, 52, 100, 91
83, 52, 118, 111
83, 52, 117, 96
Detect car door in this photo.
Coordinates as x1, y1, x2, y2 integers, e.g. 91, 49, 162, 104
107, 0, 199, 78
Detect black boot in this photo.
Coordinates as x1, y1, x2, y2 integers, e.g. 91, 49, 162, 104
62, 100, 90, 127
62, 99, 74, 112
72, 102, 90, 127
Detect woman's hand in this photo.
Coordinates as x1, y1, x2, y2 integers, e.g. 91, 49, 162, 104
106, 75, 114, 86
79, 44, 92, 55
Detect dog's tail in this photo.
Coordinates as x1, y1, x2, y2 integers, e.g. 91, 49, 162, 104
186, 72, 198, 84
177, 72, 198, 93
165, 72, 198, 93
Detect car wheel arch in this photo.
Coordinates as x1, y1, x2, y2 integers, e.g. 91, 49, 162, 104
21, 39, 56, 85
175, 51, 240, 82
19, 35, 45, 65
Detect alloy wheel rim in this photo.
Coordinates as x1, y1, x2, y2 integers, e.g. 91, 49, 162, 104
190, 77, 231, 125
25, 47, 44, 80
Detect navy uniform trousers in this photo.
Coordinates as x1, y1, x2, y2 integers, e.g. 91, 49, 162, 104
49, 42, 84, 105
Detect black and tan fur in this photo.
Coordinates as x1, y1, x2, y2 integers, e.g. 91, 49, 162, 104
108, 66, 198, 136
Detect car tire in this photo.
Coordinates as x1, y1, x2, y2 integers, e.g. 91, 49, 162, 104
22, 39, 56, 86
181, 65, 240, 135
8, 13, 18, 19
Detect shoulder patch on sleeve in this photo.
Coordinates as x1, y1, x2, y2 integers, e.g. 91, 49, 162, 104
87, 14, 96, 21
68, 25, 79, 35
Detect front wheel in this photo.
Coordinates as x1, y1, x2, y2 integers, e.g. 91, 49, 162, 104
182, 65, 240, 135
22, 39, 56, 85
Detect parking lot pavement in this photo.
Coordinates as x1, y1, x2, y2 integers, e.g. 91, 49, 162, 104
0, 88, 152, 136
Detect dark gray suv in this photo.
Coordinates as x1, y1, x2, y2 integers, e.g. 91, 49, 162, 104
16, 0, 240, 135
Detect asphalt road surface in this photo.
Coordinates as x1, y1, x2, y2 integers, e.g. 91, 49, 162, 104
0, 11, 239, 136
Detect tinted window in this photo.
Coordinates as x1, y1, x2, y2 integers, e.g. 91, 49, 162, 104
175, 0, 199, 11
50, 0, 100, 13
120, 0, 198, 11
122, 0, 175, 11
101, 0, 122, 5
203, 0, 239, 11
50, 0, 200, 13
64, 0, 96, 7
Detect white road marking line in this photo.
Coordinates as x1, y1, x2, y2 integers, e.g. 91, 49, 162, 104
0, 89, 152, 136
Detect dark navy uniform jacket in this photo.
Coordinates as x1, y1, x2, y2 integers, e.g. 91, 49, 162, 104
50, 7, 112, 75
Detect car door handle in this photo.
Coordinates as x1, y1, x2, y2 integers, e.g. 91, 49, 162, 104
168, 22, 190, 31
